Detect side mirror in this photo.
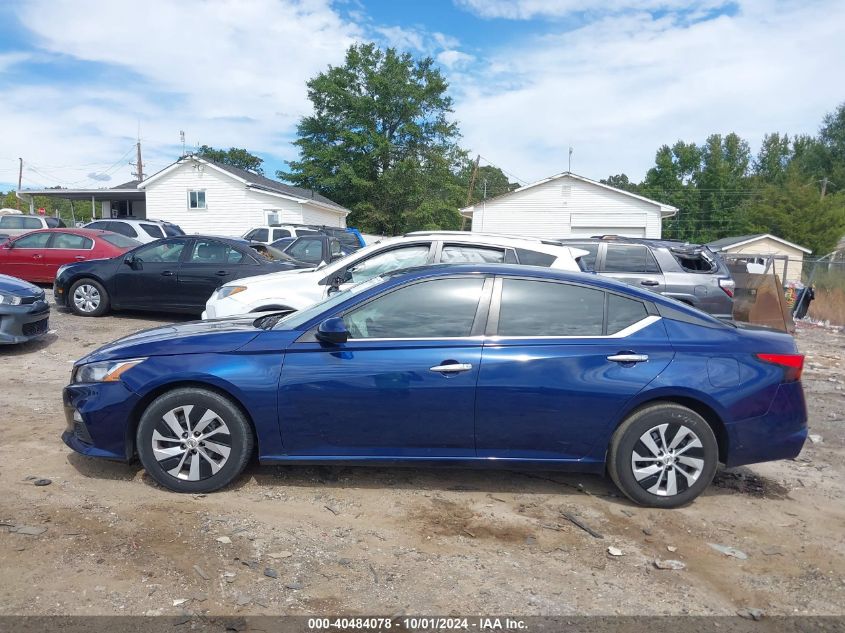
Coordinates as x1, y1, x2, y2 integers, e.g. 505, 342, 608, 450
315, 317, 349, 345
124, 254, 139, 269
327, 275, 344, 296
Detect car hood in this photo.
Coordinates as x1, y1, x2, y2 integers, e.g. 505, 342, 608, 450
227, 265, 320, 288
79, 315, 271, 364
0, 273, 42, 296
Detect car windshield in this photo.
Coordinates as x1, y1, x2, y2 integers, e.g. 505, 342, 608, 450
100, 234, 143, 249
266, 276, 386, 331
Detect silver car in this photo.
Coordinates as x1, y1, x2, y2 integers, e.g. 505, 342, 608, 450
561, 237, 735, 319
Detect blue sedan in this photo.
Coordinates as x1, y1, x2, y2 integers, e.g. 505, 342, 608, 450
62, 264, 807, 507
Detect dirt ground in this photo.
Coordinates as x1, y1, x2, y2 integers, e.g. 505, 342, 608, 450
1, 294, 843, 617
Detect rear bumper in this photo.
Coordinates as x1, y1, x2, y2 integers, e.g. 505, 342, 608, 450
724, 381, 808, 468
0, 302, 50, 344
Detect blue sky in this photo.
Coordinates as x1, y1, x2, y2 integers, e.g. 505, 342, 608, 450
1, 0, 843, 194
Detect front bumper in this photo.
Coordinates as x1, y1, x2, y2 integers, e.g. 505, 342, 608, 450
724, 381, 808, 468
0, 301, 50, 345
62, 382, 141, 461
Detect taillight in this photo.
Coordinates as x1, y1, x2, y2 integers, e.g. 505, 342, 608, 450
756, 353, 804, 382
719, 278, 735, 298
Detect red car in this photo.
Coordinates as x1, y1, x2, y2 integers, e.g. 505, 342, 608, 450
0, 228, 141, 282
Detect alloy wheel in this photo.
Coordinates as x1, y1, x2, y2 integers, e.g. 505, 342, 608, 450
151, 405, 232, 481
73, 284, 101, 313
631, 422, 705, 496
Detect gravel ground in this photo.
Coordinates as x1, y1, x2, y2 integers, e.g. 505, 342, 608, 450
1, 295, 843, 617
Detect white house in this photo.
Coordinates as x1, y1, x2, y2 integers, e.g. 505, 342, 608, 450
707, 234, 812, 283
138, 155, 349, 235
460, 172, 677, 239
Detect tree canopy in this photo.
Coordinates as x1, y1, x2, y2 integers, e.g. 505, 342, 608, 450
603, 103, 845, 256
196, 145, 264, 175
279, 43, 516, 234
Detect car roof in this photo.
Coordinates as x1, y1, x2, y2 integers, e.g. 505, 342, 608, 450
13, 227, 111, 237
559, 236, 708, 250
383, 263, 668, 303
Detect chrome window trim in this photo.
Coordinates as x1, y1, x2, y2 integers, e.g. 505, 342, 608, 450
332, 316, 661, 343
485, 315, 661, 341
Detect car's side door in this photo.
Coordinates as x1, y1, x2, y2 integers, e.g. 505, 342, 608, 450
111, 239, 188, 309
277, 276, 491, 457
475, 276, 674, 461
42, 232, 94, 279
0, 232, 52, 280
598, 243, 665, 293
177, 239, 256, 310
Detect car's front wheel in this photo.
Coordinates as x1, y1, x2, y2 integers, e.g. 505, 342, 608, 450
68, 278, 110, 317
608, 402, 718, 508
136, 388, 254, 493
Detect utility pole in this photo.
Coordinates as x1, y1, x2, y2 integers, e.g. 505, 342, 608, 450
819, 177, 833, 199
460, 154, 481, 231
131, 139, 145, 182
17, 158, 23, 210
568, 147, 573, 172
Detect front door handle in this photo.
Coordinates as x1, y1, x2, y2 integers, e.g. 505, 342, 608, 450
74, 256, 86, 261
161, 270, 175, 276
429, 363, 473, 373
640, 280, 659, 286
607, 354, 649, 363
215, 270, 230, 277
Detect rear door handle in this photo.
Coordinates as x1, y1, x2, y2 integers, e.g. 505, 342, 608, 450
640, 280, 659, 286
161, 270, 175, 276
74, 256, 86, 261
215, 270, 230, 277
607, 354, 649, 363
429, 363, 473, 373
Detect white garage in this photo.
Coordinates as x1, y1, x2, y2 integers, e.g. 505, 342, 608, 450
460, 172, 677, 239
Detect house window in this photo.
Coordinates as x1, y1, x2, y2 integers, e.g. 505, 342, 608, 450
188, 190, 206, 209
266, 210, 281, 225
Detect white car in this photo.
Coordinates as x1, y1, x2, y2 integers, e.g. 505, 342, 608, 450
84, 218, 185, 244
0, 214, 67, 237
242, 225, 321, 244
203, 231, 588, 319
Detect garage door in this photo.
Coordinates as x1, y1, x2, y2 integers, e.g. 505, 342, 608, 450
569, 227, 646, 238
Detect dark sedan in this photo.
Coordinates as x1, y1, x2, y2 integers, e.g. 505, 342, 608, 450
0, 273, 50, 344
53, 236, 304, 317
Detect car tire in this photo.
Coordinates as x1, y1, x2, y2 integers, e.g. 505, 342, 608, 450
136, 388, 254, 493
68, 278, 110, 317
608, 402, 718, 508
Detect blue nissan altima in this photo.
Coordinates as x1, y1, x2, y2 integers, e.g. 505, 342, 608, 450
62, 264, 807, 507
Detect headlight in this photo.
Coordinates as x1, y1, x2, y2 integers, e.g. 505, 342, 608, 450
0, 293, 22, 306
72, 358, 146, 383
217, 286, 247, 299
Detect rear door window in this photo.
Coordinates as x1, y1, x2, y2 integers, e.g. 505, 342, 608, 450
140, 224, 165, 238
272, 228, 291, 240
109, 222, 138, 238
440, 244, 506, 263
51, 233, 93, 249
497, 279, 604, 337
603, 244, 660, 273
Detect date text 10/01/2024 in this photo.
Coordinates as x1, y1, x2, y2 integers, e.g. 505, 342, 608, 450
307, 617, 528, 630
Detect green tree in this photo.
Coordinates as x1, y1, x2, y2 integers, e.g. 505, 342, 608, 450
753, 133, 792, 184
741, 167, 845, 256
600, 174, 640, 194
196, 145, 264, 175
280, 43, 462, 234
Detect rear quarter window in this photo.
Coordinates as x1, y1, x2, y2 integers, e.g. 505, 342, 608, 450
514, 249, 556, 267
140, 224, 165, 238
607, 293, 649, 334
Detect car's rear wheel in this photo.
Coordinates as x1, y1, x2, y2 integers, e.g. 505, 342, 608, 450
136, 388, 254, 493
608, 402, 718, 508
69, 278, 110, 317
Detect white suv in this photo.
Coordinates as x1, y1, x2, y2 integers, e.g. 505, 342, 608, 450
84, 218, 184, 244
203, 231, 587, 319
0, 214, 66, 237
242, 225, 321, 244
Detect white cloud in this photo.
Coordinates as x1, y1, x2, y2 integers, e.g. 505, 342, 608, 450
436, 49, 475, 69
1, 0, 362, 188
455, 0, 731, 20
451, 0, 845, 182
